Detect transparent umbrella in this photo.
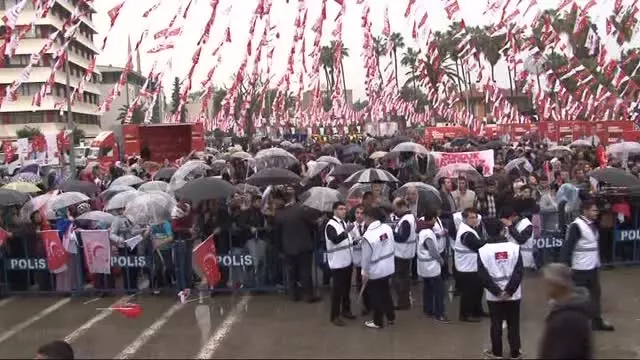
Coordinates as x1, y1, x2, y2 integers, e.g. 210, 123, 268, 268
100, 185, 135, 202
300, 187, 344, 212
47, 192, 90, 215
316, 156, 342, 166
169, 160, 211, 192
110, 175, 145, 188
393, 182, 442, 209
105, 190, 139, 211
556, 183, 581, 212
254, 148, 298, 170
124, 192, 176, 225
307, 161, 332, 179
139, 181, 170, 193
77, 211, 116, 225
369, 151, 388, 160
607, 141, 640, 155
547, 145, 573, 156
390, 142, 429, 155
505, 158, 534, 175
19, 191, 58, 221
434, 163, 483, 184
11, 172, 42, 184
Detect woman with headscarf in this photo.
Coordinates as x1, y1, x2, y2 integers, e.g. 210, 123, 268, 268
54, 205, 80, 294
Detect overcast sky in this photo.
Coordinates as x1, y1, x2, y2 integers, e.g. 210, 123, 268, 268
92, 0, 623, 101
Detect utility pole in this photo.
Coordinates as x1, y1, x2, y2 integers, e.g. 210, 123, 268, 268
64, 53, 76, 178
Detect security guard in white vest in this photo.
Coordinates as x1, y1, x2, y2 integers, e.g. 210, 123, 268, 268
360, 206, 396, 329
433, 209, 451, 280
417, 210, 450, 323
349, 204, 370, 315
454, 207, 487, 321
325, 201, 357, 326
560, 199, 615, 331
478, 218, 524, 360
502, 207, 536, 269
391, 198, 417, 310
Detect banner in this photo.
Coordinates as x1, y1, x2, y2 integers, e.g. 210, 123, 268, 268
431, 150, 495, 176
80, 230, 111, 274
40, 230, 68, 273
192, 235, 221, 286
16, 134, 60, 166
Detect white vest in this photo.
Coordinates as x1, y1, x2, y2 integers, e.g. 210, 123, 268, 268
433, 217, 449, 252
454, 222, 481, 272
363, 221, 395, 279
417, 228, 443, 278
507, 218, 535, 269
350, 221, 366, 266
394, 213, 417, 259
570, 217, 600, 271
453, 211, 482, 232
478, 242, 522, 301
325, 217, 352, 269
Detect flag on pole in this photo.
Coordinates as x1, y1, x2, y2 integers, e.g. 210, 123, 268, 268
80, 230, 111, 274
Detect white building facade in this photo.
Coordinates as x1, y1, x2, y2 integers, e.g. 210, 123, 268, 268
0, 0, 102, 139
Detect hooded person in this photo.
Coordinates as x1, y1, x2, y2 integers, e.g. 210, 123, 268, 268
538, 263, 592, 359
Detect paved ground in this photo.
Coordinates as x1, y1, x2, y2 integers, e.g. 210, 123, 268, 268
1, 268, 640, 359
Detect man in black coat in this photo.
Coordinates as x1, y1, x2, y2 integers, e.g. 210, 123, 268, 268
538, 263, 592, 359
274, 192, 321, 303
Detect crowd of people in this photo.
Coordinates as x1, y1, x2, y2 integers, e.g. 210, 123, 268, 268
1, 133, 636, 359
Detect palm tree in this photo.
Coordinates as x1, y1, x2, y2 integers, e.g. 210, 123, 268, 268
373, 36, 387, 84
475, 26, 505, 82
116, 104, 145, 124
331, 40, 350, 103
401, 47, 420, 102
321, 41, 350, 103
435, 29, 464, 93
389, 32, 405, 88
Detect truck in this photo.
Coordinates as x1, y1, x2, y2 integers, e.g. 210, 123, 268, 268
88, 123, 205, 168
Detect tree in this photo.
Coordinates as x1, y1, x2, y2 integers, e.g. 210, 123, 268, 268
389, 32, 405, 89
170, 77, 187, 123
373, 36, 387, 85
401, 47, 419, 91
72, 128, 85, 146
15, 126, 41, 139
188, 90, 205, 102
475, 26, 505, 82
353, 99, 369, 111
116, 104, 145, 124
320, 41, 350, 104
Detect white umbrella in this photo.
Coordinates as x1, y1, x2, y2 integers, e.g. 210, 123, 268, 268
138, 181, 170, 193
300, 187, 343, 212
109, 175, 145, 188
390, 141, 429, 155
570, 139, 593, 147
316, 156, 342, 166
105, 190, 139, 211
369, 151, 388, 160
607, 141, 640, 155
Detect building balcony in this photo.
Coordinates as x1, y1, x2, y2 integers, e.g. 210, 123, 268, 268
13, 38, 100, 75
16, 10, 99, 54
0, 94, 101, 116
0, 67, 101, 96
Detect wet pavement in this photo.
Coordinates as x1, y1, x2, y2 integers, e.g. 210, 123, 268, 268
1, 268, 640, 359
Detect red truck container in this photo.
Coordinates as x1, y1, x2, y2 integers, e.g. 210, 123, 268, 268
89, 123, 205, 167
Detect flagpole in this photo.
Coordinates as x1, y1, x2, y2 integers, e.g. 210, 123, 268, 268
64, 52, 76, 178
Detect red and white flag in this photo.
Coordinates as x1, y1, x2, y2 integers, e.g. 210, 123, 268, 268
2, 0, 28, 30
40, 230, 68, 273
192, 235, 221, 286
80, 230, 111, 274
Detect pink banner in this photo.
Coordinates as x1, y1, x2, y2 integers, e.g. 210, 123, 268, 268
431, 150, 495, 176
80, 230, 111, 275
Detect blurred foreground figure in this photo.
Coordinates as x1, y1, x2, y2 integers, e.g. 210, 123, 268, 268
35, 340, 74, 359
538, 263, 592, 360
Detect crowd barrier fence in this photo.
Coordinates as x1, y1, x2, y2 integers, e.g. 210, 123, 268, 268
2, 222, 640, 297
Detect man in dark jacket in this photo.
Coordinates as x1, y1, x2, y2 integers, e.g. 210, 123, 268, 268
274, 193, 321, 303
538, 263, 592, 359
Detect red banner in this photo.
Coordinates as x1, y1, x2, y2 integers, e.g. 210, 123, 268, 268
40, 230, 69, 273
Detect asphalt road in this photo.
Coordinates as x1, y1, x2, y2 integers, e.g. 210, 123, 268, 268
1, 268, 639, 359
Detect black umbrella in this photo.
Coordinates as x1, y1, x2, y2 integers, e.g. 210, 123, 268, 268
0, 189, 30, 206
246, 168, 301, 187
153, 167, 177, 182
589, 168, 640, 188
57, 179, 99, 196
341, 144, 364, 157
449, 137, 478, 147
174, 177, 236, 204
329, 163, 365, 177
480, 140, 507, 150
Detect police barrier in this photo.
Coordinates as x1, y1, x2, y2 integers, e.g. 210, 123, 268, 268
532, 231, 564, 267
612, 228, 640, 265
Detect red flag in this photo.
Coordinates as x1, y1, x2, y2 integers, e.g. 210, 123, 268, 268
40, 230, 69, 273
192, 235, 221, 286
0, 227, 9, 247
113, 303, 142, 318
107, 1, 125, 27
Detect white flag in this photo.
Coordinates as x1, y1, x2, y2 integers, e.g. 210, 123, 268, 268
125, 234, 144, 250
2, 0, 28, 29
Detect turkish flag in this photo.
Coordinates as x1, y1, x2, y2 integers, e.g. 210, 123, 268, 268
192, 235, 221, 286
495, 251, 509, 261
0, 227, 9, 247
40, 230, 69, 273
